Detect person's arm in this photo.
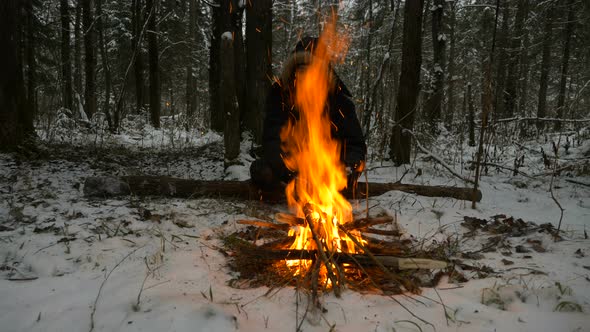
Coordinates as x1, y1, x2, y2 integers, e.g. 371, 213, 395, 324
332, 92, 367, 171
262, 84, 289, 173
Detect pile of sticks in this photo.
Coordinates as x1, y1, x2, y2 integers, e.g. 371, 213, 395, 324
231, 207, 448, 297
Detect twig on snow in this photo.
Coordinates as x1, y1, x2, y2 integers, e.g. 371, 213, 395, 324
403, 129, 475, 185
90, 245, 145, 332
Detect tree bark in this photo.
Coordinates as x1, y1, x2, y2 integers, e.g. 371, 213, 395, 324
0, 0, 26, 148
83, 176, 482, 202
554, 0, 575, 131
425, 0, 445, 132
503, 0, 528, 118
361, 0, 374, 136
96, 0, 113, 130
389, 0, 424, 165
185, 0, 197, 124
517, 0, 532, 118
245, 0, 272, 144
74, 1, 82, 105
131, 0, 145, 115
221, 33, 240, 166
209, 4, 223, 131
467, 83, 475, 146
83, 0, 96, 119
445, 1, 456, 126
536, 6, 553, 130
493, 1, 509, 119
23, 0, 36, 134
146, 0, 161, 128
60, 0, 73, 112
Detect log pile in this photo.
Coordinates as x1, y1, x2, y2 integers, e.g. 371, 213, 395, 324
226, 209, 449, 297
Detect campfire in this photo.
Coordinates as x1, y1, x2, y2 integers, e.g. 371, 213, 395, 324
225, 16, 449, 299
278, 16, 362, 293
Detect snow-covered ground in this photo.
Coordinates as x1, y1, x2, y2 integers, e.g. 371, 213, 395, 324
1, 125, 589, 332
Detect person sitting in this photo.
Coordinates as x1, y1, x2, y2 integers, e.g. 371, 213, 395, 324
250, 36, 366, 191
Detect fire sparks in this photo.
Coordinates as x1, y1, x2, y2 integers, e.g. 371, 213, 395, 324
279, 16, 363, 282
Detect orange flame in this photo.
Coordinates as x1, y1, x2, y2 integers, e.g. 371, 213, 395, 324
280, 16, 361, 262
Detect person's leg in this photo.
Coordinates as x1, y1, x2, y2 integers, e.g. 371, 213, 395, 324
250, 159, 278, 190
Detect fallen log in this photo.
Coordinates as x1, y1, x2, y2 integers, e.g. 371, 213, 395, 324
243, 248, 447, 270
83, 176, 482, 202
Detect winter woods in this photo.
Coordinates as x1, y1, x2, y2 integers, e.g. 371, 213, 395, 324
1, 0, 589, 165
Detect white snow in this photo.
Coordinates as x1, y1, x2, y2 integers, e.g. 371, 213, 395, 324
1, 123, 589, 332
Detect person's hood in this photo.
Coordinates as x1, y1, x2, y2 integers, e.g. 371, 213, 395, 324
279, 50, 352, 98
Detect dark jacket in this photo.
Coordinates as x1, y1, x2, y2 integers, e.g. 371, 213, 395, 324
261, 76, 366, 183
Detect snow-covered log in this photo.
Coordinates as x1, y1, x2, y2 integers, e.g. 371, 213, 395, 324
83, 176, 482, 202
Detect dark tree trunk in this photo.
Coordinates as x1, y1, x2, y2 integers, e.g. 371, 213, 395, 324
74, 1, 82, 105
389, 0, 424, 165
23, 0, 36, 133
493, 1, 510, 119
209, 5, 223, 131
361, 0, 374, 136
517, 0, 531, 116
536, 7, 553, 130
185, 0, 197, 124
424, 0, 445, 132
503, 0, 528, 118
96, 0, 112, 130
146, 0, 160, 128
245, 0, 272, 144
554, 0, 575, 131
232, 2, 246, 136
445, 1, 456, 126
60, 0, 73, 112
83, 0, 96, 119
467, 83, 475, 146
132, 0, 145, 115
221, 34, 240, 166
0, 0, 27, 148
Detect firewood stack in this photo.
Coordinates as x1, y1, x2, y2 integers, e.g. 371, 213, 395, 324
226, 207, 449, 297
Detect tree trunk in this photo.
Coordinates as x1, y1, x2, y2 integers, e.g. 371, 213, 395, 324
23, 0, 36, 134
245, 0, 272, 144
425, 0, 445, 132
221, 33, 240, 166
554, 0, 575, 131
445, 2, 456, 126
131, 0, 145, 115
517, 0, 532, 117
185, 0, 197, 124
74, 1, 82, 105
503, 0, 528, 118
60, 0, 73, 112
389, 0, 424, 165
0, 0, 27, 148
536, 7, 553, 130
467, 83, 475, 146
209, 4, 223, 131
83, 0, 96, 120
83, 176, 482, 202
146, 0, 160, 128
96, 0, 112, 130
493, 1, 510, 119
361, 0, 374, 136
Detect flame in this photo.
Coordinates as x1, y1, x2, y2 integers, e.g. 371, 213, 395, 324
280, 16, 363, 275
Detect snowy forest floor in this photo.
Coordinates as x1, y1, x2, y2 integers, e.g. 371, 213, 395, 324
1, 123, 590, 332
